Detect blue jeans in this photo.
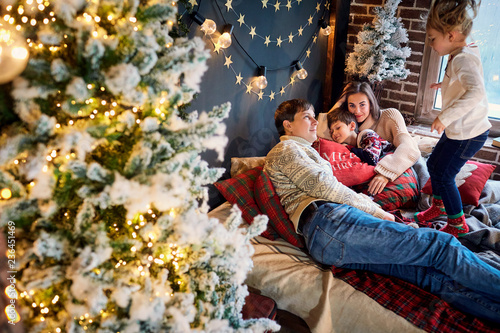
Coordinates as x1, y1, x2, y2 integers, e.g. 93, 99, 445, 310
302, 203, 500, 323
427, 131, 489, 215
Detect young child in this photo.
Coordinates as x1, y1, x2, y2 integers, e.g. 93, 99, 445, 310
416, 0, 491, 237
327, 107, 394, 166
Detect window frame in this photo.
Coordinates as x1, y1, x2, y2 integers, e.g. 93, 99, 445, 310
415, 42, 500, 137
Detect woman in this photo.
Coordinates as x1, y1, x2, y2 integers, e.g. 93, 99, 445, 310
330, 81, 420, 195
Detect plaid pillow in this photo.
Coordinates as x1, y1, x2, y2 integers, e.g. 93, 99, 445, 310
353, 168, 419, 211
214, 166, 279, 240
254, 170, 305, 248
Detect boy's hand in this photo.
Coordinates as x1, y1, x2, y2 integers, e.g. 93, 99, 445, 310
431, 117, 446, 134
430, 82, 442, 90
368, 174, 389, 195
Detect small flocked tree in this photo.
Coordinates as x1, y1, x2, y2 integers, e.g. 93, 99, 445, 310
0, 0, 278, 332
346, 0, 411, 83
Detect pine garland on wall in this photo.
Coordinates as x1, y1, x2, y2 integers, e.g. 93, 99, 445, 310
0, 0, 279, 332
346, 0, 411, 83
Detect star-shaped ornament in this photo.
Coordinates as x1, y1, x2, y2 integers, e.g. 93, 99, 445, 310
280, 86, 286, 96
262, 0, 269, 8
189, 0, 198, 6
316, 3, 321, 12
297, 0, 302, 4
237, 14, 245, 26
298, 26, 304, 36
246, 83, 253, 94
274, 1, 281, 12
276, 36, 283, 47
249, 26, 257, 39
224, 55, 233, 68
235, 73, 243, 85
313, 35, 318, 44
286, 0, 292, 10
308, 15, 313, 25
290, 76, 296, 85
258, 90, 264, 100
306, 48, 311, 58
225, 0, 233, 11
288, 32, 294, 43
264, 35, 271, 47
213, 41, 222, 54
269, 91, 275, 101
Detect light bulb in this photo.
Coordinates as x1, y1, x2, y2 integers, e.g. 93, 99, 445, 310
0, 24, 29, 84
218, 24, 234, 49
254, 75, 268, 90
321, 25, 332, 36
218, 32, 232, 48
201, 19, 216, 35
293, 61, 308, 80
295, 68, 308, 80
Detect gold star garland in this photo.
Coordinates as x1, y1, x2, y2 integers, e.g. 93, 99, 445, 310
223, 0, 330, 48
207, 33, 319, 102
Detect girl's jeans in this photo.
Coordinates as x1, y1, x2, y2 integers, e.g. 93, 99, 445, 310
302, 203, 500, 323
427, 130, 489, 216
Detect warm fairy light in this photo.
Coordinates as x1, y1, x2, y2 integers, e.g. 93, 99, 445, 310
107, 15, 113, 21
32, 303, 37, 307
138, 266, 143, 271
46, 156, 52, 162
147, 242, 153, 247
55, 123, 60, 128
52, 295, 59, 304
101, 100, 106, 105
30, 19, 36, 26
127, 220, 132, 225
50, 150, 57, 157
1, 188, 12, 199
40, 317, 45, 322
42, 165, 48, 172
136, 119, 141, 124
29, 290, 34, 295
14, 160, 19, 164
5, 306, 20, 323
69, 120, 74, 125
131, 246, 136, 252
17, 7, 23, 14
129, 17, 137, 23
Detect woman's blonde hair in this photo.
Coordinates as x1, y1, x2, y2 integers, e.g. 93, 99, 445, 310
426, 0, 480, 37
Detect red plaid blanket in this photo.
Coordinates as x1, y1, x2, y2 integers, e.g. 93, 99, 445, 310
331, 267, 500, 332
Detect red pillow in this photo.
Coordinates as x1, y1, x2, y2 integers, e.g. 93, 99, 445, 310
353, 168, 419, 211
312, 137, 376, 187
214, 166, 280, 240
254, 170, 305, 248
421, 160, 495, 207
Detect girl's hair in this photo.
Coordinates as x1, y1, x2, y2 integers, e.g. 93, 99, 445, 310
426, 0, 480, 37
274, 99, 314, 136
336, 81, 380, 121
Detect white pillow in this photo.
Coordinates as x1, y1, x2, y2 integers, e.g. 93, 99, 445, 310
316, 113, 333, 141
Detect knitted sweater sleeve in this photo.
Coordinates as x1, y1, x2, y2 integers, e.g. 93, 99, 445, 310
265, 140, 387, 220
374, 108, 420, 181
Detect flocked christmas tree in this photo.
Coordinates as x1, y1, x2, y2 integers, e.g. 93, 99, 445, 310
0, 0, 279, 332
346, 0, 411, 83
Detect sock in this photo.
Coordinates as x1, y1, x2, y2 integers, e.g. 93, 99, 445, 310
440, 212, 469, 238
414, 196, 446, 222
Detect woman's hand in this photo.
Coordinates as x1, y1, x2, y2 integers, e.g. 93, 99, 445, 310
430, 82, 442, 90
431, 117, 446, 134
368, 174, 389, 195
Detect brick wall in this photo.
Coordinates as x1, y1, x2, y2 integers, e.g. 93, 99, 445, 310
347, 0, 431, 117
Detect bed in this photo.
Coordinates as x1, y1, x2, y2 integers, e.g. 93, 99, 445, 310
209, 134, 500, 333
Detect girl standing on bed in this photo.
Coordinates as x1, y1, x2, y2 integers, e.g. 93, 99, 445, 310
329, 82, 420, 196
415, 0, 491, 237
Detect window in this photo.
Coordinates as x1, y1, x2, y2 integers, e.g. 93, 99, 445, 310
415, 2, 500, 137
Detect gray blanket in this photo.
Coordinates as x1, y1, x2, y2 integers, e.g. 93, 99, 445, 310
411, 157, 500, 268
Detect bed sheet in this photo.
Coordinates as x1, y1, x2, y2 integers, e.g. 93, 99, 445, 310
208, 202, 424, 333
